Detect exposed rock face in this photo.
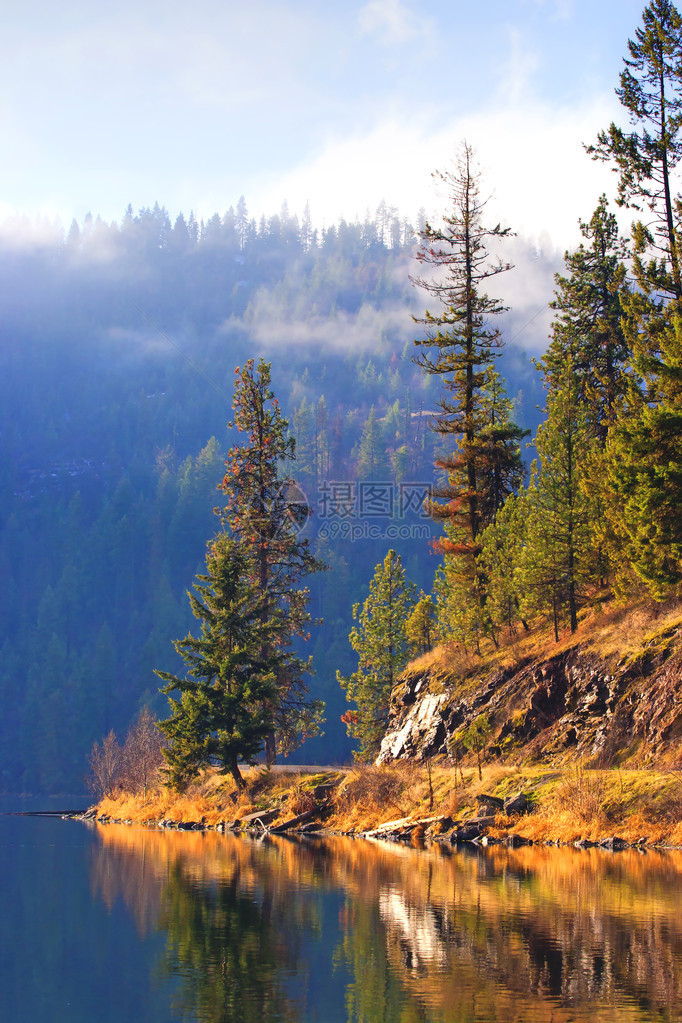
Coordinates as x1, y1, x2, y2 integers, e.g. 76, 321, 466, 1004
378, 641, 682, 767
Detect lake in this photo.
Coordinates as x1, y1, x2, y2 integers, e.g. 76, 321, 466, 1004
2, 805, 682, 1022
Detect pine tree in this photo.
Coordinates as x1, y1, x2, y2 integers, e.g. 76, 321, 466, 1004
337, 550, 415, 761
605, 310, 682, 595
541, 196, 629, 442
405, 591, 436, 657
476, 368, 527, 525
156, 534, 279, 789
589, 2, 682, 595
412, 143, 514, 555
478, 491, 529, 639
517, 365, 598, 637
411, 143, 519, 636
219, 359, 325, 762
356, 406, 389, 480
588, 0, 682, 300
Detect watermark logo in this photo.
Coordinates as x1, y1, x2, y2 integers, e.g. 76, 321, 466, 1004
310, 480, 433, 542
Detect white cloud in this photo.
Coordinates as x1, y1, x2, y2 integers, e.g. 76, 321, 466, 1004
254, 90, 621, 252
240, 291, 415, 353
358, 0, 431, 46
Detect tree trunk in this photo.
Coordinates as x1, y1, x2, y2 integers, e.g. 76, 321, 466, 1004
231, 761, 245, 791
264, 732, 277, 766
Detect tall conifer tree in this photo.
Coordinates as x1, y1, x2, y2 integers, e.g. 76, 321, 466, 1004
412, 143, 514, 555
591, 2, 682, 595
412, 143, 520, 639
219, 359, 325, 761
541, 196, 629, 442
518, 365, 597, 637
589, 0, 682, 300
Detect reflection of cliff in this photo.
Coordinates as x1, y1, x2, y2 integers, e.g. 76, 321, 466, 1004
90, 826, 682, 1023
368, 844, 682, 1022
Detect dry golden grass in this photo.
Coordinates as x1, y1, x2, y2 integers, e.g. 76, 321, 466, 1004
97, 766, 340, 826
95, 760, 682, 845
403, 591, 682, 684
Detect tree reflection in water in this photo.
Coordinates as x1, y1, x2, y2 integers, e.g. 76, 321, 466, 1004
159, 861, 298, 1022
89, 827, 682, 1023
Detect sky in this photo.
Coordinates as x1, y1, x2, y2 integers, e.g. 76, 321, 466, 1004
0, 0, 647, 251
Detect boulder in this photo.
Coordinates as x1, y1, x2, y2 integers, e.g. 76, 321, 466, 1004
453, 823, 481, 843
503, 792, 530, 815
470, 813, 497, 827
599, 836, 629, 850
476, 793, 504, 811
505, 833, 532, 847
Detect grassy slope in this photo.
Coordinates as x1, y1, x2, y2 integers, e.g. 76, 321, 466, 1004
97, 597, 682, 844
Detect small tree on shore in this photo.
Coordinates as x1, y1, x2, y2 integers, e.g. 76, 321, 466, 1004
87, 730, 122, 798
156, 534, 280, 791
337, 550, 415, 761
120, 707, 165, 797
462, 713, 492, 781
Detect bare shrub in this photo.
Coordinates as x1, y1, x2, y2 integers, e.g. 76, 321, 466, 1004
286, 785, 318, 816
334, 765, 409, 817
87, 730, 122, 798
557, 767, 606, 823
120, 707, 165, 797
448, 789, 461, 819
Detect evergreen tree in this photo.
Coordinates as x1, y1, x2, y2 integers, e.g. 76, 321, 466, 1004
541, 196, 629, 441
478, 491, 529, 639
337, 550, 415, 761
518, 365, 597, 637
219, 359, 325, 762
156, 534, 279, 790
476, 368, 528, 526
405, 591, 436, 656
589, 0, 682, 300
589, 3, 682, 596
355, 406, 389, 480
411, 143, 517, 633
605, 309, 682, 595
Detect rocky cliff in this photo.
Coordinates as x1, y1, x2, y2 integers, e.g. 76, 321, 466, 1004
378, 614, 682, 769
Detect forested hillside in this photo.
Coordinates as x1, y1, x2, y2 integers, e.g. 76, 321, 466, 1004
0, 198, 543, 792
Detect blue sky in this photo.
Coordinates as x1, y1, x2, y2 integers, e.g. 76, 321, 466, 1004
1, 0, 647, 249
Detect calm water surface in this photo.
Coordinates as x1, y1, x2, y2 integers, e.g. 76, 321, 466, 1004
2, 803, 682, 1022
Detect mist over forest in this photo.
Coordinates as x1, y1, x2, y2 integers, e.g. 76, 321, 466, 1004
0, 197, 549, 792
